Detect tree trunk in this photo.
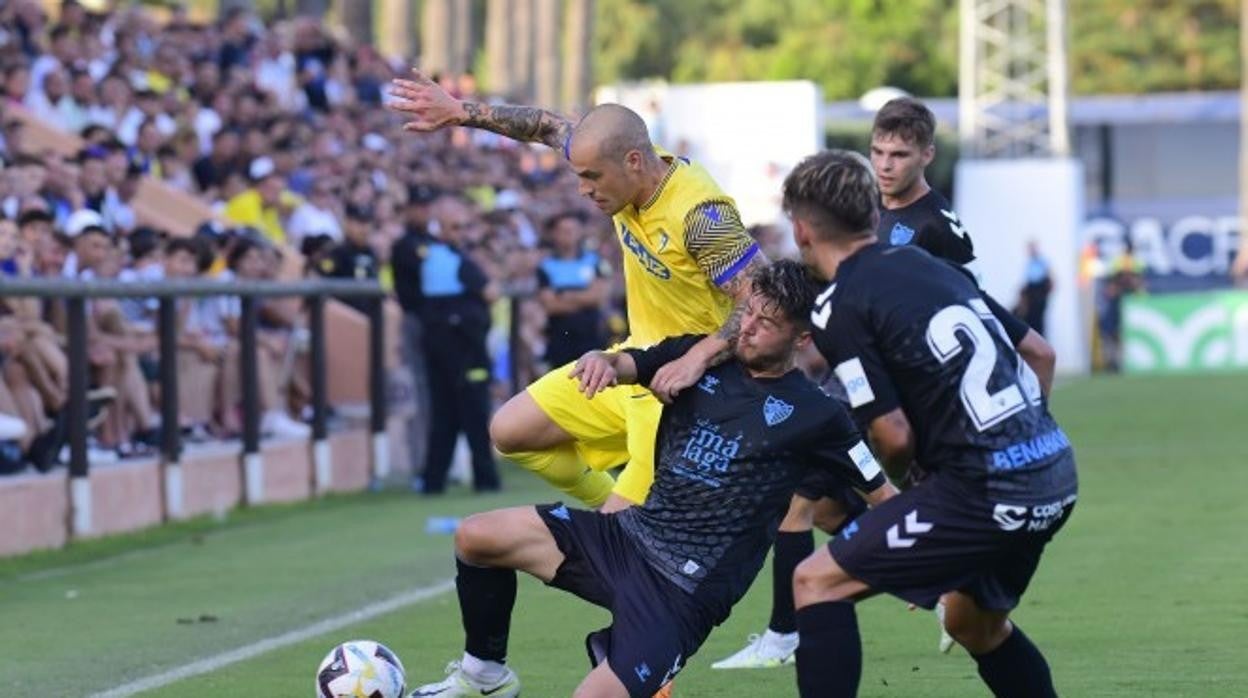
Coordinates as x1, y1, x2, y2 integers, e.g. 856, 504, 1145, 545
533, 0, 561, 108
510, 0, 535, 101
294, 0, 331, 17
561, 0, 593, 112
378, 0, 416, 61
450, 0, 476, 75
219, 0, 255, 18
421, 0, 453, 75
486, 0, 514, 96
334, 0, 373, 45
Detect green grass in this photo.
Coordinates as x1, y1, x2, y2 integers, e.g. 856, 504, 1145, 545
3, 374, 1247, 697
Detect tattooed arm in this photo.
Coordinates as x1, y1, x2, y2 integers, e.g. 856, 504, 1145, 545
647, 252, 769, 403
388, 69, 572, 150
459, 102, 572, 151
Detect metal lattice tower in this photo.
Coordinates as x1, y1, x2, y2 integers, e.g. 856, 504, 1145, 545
958, 0, 1070, 158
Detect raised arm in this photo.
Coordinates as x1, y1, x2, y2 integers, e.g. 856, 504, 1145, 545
388, 69, 572, 151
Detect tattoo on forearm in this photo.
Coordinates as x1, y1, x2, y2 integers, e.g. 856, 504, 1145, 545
460, 102, 573, 151
719, 253, 769, 302
708, 302, 745, 366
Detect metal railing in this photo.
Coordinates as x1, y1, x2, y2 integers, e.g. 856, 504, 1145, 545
0, 278, 387, 536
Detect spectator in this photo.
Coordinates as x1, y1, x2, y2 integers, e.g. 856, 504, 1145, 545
417, 194, 500, 495
61, 68, 97, 134
16, 208, 53, 252
317, 203, 378, 312
218, 237, 310, 439
116, 89, 175, 147
2, 63, 31, 107
164, 237, 218, 440
223, 157, 300, 245
128, 118, 166, 176
1018, 240, 1053, 336
286, 177, 343, 246
116, 226, 165, 333
87, 72, 131, 131
217, 7, 256, 76
391, 184, 440, 485
535, 211, 610, 368
193, 127, 241, 194
29, 24, 75, 94
24, 67, 70, 128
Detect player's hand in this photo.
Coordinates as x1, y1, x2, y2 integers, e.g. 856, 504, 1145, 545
569, 351, 617, 398
649, 352, 707, 404
387, 69, 466, 132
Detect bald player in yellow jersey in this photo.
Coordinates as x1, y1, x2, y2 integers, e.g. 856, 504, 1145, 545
389, 71, 767, 512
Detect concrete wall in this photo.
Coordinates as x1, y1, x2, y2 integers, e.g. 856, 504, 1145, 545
85, 459, 164, 539
261, 439, 314, 503
328, 429, 372, 493
181, 445, 244, 518
0, 471, 68, 556
0, 425, 398, 558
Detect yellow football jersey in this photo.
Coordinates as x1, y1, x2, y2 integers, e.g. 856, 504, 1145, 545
612, 153, 758, 348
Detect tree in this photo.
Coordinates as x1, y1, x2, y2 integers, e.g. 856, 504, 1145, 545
590, 0, 1239, 98
563, 0, 595, 111
334, 0, 373, 45
1069, 0, 1240, 94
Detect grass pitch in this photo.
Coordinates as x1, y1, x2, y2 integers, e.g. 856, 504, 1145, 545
2, 374, 1246, 697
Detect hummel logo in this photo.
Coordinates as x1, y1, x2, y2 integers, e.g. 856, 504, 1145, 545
940, 208, 970, 240
635, 662, 652, 682
886, 510, 933, 549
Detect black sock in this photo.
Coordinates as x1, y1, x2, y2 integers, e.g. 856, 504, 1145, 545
456, 558, 517, 663
795, 601, 860, 698
973, 624, 1057, 698
768, 530, 815, 634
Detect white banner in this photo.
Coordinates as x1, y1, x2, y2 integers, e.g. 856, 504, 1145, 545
955, 158, 1089, 375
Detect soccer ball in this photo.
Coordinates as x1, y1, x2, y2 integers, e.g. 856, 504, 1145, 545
315, 639, 407, 698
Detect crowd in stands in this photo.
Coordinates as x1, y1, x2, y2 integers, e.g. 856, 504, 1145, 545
0, 0, 802, 484
0, 0, 655, 479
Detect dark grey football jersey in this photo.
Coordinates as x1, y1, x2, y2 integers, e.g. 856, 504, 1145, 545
809, 243, 1076, 504
615, 335, 887, 618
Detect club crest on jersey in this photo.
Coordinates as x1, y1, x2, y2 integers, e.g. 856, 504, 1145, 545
620, 224, 671, 279
889, 222, 916, 245
763, 395, 794, 426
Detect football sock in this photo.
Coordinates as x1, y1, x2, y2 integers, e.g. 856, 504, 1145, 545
795, 601, 861, 697
768, 530, 815, 634
972, 624, 1057, 698
503, 444, 613, 507
456, 558, 517, 664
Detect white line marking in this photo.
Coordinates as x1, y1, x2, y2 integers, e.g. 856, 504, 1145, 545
90, 578, 455, 698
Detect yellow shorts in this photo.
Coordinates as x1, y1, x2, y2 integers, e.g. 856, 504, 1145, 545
526, 359, 662, 504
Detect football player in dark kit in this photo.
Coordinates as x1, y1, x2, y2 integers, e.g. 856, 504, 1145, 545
713, 96, 1058, 669
407, 261, 896, 698
872, 96, 975, 264
784, 150, 1078, 698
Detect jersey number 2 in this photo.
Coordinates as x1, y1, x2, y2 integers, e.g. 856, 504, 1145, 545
926, 299, 1042, 431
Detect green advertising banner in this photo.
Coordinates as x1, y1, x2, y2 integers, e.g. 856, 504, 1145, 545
1123, 291, 1248, 374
